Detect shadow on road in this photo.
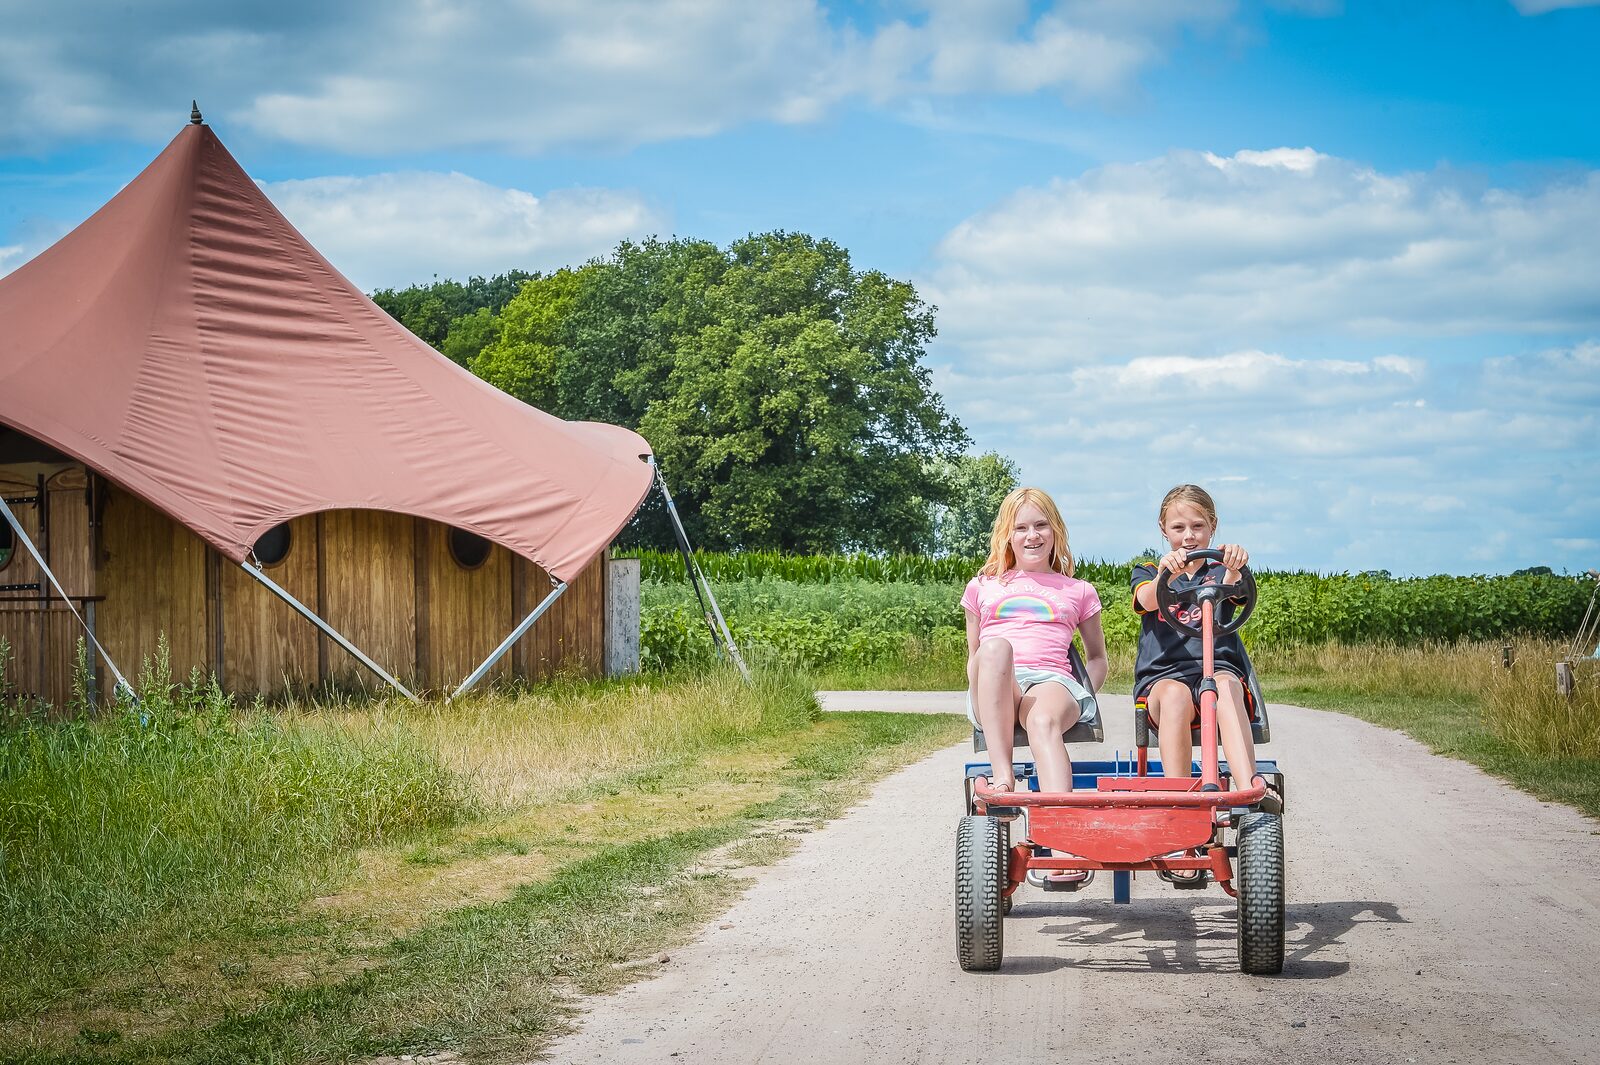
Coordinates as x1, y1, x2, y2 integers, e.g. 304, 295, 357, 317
999, 898, 1406, 979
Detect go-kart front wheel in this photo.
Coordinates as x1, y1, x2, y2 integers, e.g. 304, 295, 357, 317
956, 815, 1008, 971
1236, 811, 1285, 974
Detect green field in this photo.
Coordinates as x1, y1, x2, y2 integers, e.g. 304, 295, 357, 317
636, 549, 1590, 676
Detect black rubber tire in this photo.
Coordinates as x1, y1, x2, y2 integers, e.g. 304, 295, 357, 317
956, 815, 1008, 971
1236, 811, 1285, 975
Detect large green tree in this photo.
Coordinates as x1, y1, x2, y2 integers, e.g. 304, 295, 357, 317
386, 234, 968, 553
668, 235, 958, 551
371, 271, 535, 363
928, 451, 1021, 558
470, 268, 589, 410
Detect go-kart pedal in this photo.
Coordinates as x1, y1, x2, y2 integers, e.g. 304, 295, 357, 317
1155, 849, 1210, 889
1024, 845, 1094, 892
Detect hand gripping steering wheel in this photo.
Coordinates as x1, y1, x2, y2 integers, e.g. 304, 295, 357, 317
1154, 548, 1258, 638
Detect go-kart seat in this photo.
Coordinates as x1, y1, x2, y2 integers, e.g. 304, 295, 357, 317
1133, 647, 1271, 747
972, 642, 1104, 752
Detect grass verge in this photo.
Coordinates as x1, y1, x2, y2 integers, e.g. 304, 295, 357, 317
1253, 638, 1600, 820
2, 668, 964, 1064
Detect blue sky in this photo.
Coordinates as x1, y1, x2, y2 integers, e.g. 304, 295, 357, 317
2, 0, 1597, 575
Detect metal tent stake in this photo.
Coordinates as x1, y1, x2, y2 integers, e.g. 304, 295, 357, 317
0, 493, 136, 702
451, 579, 569, 699
650, 458, 750, 683
238, 560, 420, 703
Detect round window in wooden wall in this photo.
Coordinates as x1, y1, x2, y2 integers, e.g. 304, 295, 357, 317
449, 528, 492, 570
253, 522, 292, 567
0, 520, 13, 572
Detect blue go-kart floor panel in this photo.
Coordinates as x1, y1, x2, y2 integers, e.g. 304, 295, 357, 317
965, 756, 1282, 792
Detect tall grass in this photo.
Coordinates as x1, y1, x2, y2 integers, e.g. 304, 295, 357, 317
1485, 651, 1600, 760
0, 642, 469, 956
1250, 637, 1600, 758
309, 667, 818, 807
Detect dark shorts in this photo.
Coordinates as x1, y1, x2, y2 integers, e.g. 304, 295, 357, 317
1135, 669, 1248, 730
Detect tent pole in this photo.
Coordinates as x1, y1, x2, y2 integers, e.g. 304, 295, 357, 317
451, 580, 569, 699
0, 493, 136, 703
649, 459, 750, 683
650, 461, 720, 656
237, 560, 419, 703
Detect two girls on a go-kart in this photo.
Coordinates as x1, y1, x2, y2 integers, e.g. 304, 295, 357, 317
965, 483, 1275, 817
958, 482, 1286, 974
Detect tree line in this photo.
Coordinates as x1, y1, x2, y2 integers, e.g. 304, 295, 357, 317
372, 233, 1017, 555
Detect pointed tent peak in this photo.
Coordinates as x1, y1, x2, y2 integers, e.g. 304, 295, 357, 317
190, 100, 202, 125
0, 119, 654, 584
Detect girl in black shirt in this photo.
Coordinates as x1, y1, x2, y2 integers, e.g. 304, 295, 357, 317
1130, 484, 1266, 799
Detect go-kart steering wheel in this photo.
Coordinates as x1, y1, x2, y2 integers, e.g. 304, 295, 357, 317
1154, 548, 1257, 638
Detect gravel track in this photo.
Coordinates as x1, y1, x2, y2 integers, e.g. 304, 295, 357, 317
537, 693, 1600, 1064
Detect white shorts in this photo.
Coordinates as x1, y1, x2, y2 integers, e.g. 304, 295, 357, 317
966, 665, 1099, 729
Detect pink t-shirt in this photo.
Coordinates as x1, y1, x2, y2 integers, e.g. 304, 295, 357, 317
960, 570, 1103, 677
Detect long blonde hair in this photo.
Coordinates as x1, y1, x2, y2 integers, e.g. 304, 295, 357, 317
980, 487, 1075, 578
1158, 484, 1219, 528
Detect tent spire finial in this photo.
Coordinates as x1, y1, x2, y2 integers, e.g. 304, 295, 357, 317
190, 100, 203, 125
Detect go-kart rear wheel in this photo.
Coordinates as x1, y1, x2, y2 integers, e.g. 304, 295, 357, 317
1236, 811, 1285, 975
956, 815, 1007, 971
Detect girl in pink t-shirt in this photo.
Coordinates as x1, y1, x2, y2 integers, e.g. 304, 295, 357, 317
962, 487, 1107, 798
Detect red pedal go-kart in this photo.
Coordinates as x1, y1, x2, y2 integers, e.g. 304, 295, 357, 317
957, 549, 1286, 975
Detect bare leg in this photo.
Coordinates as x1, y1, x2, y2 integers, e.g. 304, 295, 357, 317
1017, 682, 1081, 794
1148, 679, 1196, 779
968, 638, 1023, 788
1214, 670, 1258, 787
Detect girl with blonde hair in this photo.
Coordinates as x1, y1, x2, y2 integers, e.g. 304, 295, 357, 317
962, 487, 1108, 813
1130, 485, 1279, 853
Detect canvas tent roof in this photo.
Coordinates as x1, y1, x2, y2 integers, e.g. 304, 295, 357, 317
0, 121, 652, 583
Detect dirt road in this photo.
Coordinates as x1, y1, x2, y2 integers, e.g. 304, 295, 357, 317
539, 694, 1600, 1064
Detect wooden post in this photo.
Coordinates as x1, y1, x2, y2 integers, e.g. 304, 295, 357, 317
605, 556, 640, 677
1556, 661, 1575, 699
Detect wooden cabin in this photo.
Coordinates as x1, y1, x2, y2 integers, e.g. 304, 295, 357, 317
1, 449, 616, 706
0, 121, 653, 710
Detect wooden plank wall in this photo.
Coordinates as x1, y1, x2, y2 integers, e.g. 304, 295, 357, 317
46, 468, 93, 595
0, 468, 44, 597
514, 551, 607, 681
98, 485, 208, 687
417, 521, 513, 692
0, 467, 98, 706
219, 514, 319, 695
319, 509, 418, 690
2, 474, 612, 703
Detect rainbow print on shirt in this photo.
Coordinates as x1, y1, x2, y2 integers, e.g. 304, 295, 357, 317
992, 594, 1058, 622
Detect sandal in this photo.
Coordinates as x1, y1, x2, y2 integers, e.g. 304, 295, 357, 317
978, 778, 1022, 821
1156, 850, 1208, 887
1251, 775, 1284, 815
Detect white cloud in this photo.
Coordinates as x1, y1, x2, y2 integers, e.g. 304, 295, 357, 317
934, 343, 1598, 575
0, 245, 25, 276
1483, 340, 1600, 406
261, 172, 665, 291
0, 2, 1235, 153
1511, 0, 1600, 14
926, 148, 1600, 367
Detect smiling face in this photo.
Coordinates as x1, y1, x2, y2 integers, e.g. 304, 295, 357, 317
1010, 502, 1056, 572
1160, 501, 1215, 554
